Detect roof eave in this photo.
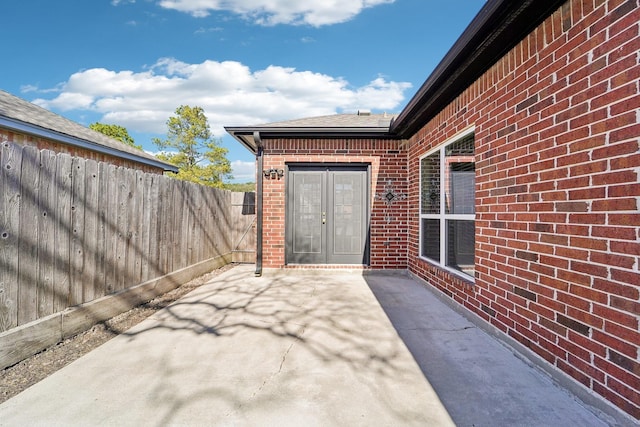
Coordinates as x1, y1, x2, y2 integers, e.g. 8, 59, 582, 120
1, 116, 179, 173
390, 0, 566, 138
225, 126, 394, 155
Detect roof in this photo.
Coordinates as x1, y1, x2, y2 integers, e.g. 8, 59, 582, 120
0, 90, 177, 172
257, 112, 396, 129
225, 0, 566, 151
225, 112, 397, 153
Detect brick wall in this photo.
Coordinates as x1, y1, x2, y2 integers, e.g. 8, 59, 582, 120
407, 0, 639, 418
262, 137, 408, 269
1, 129, 164, 174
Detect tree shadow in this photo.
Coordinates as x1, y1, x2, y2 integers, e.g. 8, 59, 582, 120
75, 266, 453, 426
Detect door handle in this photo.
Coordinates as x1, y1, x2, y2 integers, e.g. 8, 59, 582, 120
322, 211, 326, 224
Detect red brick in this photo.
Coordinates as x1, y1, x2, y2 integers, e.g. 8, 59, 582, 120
592, 330, 638, 358
590, 251, 636, 269
556, 359, 596, 388
571, 260, 608, 278
593, 381, 640, 419
569, 213, 606, 224
607, 376, 640, 409
610, 293, 640, 315
593, 169, 637, 186
593, 140, 640, 159
557, 268, 591, 286
605, 321, 640, 347
592, 225, 636, 240
593, 304, 639, 330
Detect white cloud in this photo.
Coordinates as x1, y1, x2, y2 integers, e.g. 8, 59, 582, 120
33, 57, 411, 136
156, 0, 395, 26
20, 85, 39, 93
194, 26, 224, 34
231, 160, 256, 182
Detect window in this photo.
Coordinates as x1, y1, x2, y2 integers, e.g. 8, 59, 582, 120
420, 129, 475, 279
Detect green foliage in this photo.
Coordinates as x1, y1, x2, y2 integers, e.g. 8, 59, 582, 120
89, 122, 142, 150
153, 105, 232, 188
223, 182, 256, 192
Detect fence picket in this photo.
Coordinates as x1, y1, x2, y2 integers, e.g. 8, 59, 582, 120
125, 169, 140, 287
53, 153, 72, 312
114, 167, 128, 292
0, 142, 23, 331
83, 160, 99, 302
17, 146, 40, 325
69, 157, 86, 306
37, 149, 57, 317
157, 177, 169, 276
104, 164, 118, 295
140, 173, 153, 282
94, 162, 108, 298
172, 180, 184, 271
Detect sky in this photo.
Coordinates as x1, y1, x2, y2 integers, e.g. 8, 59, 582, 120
1, 0, 485, 182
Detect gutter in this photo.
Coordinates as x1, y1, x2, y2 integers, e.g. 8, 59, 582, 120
231, 126, 392, 134
253, 131, 264, 277
0, 116, 178, 173
225, 126, 395, 153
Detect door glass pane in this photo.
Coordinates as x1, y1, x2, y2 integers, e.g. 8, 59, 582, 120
446, 219, 475, 277
293, 173, 322, 254
333, 173, 362, 254
421, 218, 440, 261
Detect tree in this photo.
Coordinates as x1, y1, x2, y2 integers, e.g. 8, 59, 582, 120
152, 105, 232, 188
89, 122, 142, 150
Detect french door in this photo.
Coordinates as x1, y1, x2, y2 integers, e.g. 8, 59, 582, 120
286, 165, 369, 264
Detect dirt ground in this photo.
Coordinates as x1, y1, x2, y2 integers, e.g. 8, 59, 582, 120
0, 263, 237, 404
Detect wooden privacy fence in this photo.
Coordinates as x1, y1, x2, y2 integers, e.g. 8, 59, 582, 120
0, 141, 254, 336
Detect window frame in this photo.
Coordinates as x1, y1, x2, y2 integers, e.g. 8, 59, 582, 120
419, 127, 476, 282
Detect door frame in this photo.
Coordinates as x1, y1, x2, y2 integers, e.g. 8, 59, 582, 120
285, 163, 371, 265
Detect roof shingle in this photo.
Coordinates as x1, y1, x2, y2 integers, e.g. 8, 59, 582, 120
255, 112, 396, 129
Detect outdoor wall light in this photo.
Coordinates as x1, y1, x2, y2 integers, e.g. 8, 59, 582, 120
263, 168, 284, 179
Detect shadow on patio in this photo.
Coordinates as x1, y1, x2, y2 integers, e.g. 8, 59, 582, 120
364, 273, 614, 427
0, 265, 615, 426
0, 265, 452, 426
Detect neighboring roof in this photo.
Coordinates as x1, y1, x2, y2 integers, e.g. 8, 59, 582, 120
225, 112, 397, 153
0, 90, 177, 172
390, 0, 566, 138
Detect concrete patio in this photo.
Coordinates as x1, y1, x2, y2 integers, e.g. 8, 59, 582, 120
0, 265, 617, 426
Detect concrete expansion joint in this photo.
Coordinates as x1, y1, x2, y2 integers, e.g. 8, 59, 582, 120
278, 325, 306, 373
278, 342, 295, 373
250, 326, 306, 400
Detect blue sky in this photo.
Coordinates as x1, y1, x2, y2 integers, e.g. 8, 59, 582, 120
2, 0, 485, 182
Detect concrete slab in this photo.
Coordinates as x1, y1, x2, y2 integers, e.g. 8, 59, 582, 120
0, 266, 622, 426
364, 273, 619, 426
0, 265, 454, 426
